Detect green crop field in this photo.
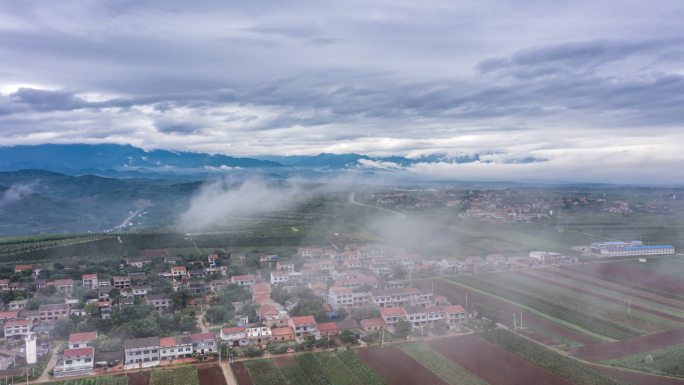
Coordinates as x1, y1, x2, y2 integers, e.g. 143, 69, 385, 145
399, 342, 489, 385
480, 329, 625, 385
44, 376, 128, 385
606, 343, 684, 377
240, 350, 386, 385
149, 366, 199, 385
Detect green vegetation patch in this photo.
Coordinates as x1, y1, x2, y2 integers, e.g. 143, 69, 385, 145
399, 342, 490, 385
245, 359, 288, 385
336, 349, 386, 385
480, 329, 624, 385
150, 366, 199, 385
605, 343, 684, 377
44, 376, 128, 385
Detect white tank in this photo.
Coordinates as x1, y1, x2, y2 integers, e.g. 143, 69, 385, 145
24, 332, 37, 364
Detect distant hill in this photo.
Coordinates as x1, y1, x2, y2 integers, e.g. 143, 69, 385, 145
0, 144, 285, 175
255, 152, 484, 170
0, 169, 198, 236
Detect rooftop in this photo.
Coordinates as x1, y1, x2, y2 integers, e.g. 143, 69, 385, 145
124, 336, 160, 350
64, 347, 94, 358
69, 331, 97, 343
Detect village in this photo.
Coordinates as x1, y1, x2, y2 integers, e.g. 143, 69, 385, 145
0, 235, 588, 382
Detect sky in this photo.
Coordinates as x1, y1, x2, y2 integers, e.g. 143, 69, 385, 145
0, 0, 683, 183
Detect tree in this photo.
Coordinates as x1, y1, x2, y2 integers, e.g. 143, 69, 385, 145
339, 330, 358, 345
205, 306, 230, 324
53, 318, 75, 339
394, 319, 411, 339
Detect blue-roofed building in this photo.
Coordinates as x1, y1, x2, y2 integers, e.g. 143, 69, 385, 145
599, 245, 675, 257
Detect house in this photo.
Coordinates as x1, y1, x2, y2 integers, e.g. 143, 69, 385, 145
3, 319, 31, 339
7, 300, 27, 311
270, 271, 289, 285
276, 261, 295, 272
317, 322, 339, 338
379, 307, 406, 327
250, 283, 271, 299
246, 327, 272, 346
39, 303, 70, 322
189, 269, 205, 279
208, 253, 219, 267
171, 266, 187, 280
190, 332, 216, 354
259, 255, 280, 263
132, 285, 150, 297
0, 310, 19, 323
49, 279, 74, 297
14, 265, 34, 274
124, 336, 160, 369
443, 305, 467, 325
187, 280, 209, 294
113, 276, 131, 289
328, 286, 371, 309
335, 319, 360, 333
128, 272, 146, 283
371, 287, 432, 308
146, 295, 172, 313
160, 335, 192, 361
231, 274, 256, 286
0, 280, 8, 291
19, 309, 40, 322
82, 274, 98, 289
126, 257, 152, 268
424, 306, 446, 325
259, 306, 290, 328
220, 327, 248, 347
288, 315, 319, 343
209, 279, 230, 293
54, 347, 94, 377
360, 318, 385, 332
69, 331, 97, 349
271, 326, 295, 343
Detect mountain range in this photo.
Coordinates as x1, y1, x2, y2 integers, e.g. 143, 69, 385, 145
0, 143, 539, 177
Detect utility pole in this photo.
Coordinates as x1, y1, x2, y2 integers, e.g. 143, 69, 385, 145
465, 292, 468, 310
513, 313, 517, 329
520, 312, 523, 329
381, 328, 385, 348
627, 300, 631, 314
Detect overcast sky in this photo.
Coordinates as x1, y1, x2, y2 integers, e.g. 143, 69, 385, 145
0, 0, 683, 183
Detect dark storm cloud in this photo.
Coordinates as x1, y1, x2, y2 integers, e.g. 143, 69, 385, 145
0, 0, 683, 182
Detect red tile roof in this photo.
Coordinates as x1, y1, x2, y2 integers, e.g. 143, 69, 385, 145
64, 347, 94, 358
69, 331, 97, 343
290, 315, 316, 325
443, 305, 466, 313
271, 326, 294, 337
160, 336, 177, 347
379, 307, 406, 317
221, 327, 245, 334
190, 332, 215, 342
360, 318, 385, 329
4, 319, 30, 327
317, 322, 338, 332
0, 311, 19, 319
82, 274, 97, 280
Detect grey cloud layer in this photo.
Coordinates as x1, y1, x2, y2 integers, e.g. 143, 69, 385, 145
0, 0, 683, 182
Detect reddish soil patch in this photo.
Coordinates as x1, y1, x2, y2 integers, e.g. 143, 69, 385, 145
519, 270, 684, 322
128, 372, 150, 385
565, 263, 684, 300
568, 327, 684, 361
548, 268, 684, 310
231, 362, 254, 385
198, 365, 227, 385
599, 366, 684, 385
274, 355, 297, 367
429, 335, 575, 385
429, 279, 600, 346
357, 346, 451, 385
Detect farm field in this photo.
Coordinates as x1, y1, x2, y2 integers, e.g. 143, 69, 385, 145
44, 376, 128, 385
475, 271, 679, 335
448, 275, 639, 340
356, 345, 451, 385
417, 278, 600, 346
542, 267, 684, 312
564, 260, 684, 300
398, 342, 490, 385
234, 349, 386, 385
519, 269, 684, 321
569, 327, 684, 361
605, 343, 684, 377
150, 366, 200, 385
429, 334, 576, 385
477, 329, 625, 385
